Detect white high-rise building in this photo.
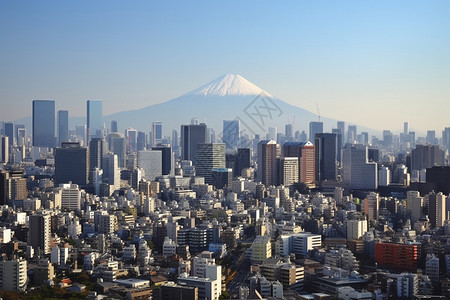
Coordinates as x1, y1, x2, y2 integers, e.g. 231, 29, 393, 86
178, 264, 222, 300
162, 237, 177, 257
378, 166, 391, 187
102, 154, 121, 193
60, 183, 82, 210
346, 219, 367, 240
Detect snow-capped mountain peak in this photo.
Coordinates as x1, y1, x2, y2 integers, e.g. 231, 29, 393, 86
186, 74, 272, 97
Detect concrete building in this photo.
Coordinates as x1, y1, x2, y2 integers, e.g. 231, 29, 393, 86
29, 212, 51, 255
194, 143, 226, 184
0, 259, 27, 291
282, 141, 315, 184
60, 183, 82, 211
342, 144, 377, 190
346, 219, 367, 240
251, 235, 272, 264
137, 150, 162, 181
257, 140, 279, 186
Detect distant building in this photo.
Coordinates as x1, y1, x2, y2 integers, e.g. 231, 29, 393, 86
32, 100, 56, 148
282, 141, 315, 184
315, 133, 338, 182
87, 100, 102, 144
57, 110, 69, 146
342, 144, 377, 190
257, 140, 279, 186
137, 150, 162, 181
309, 121, 323, 143
181, 123, 207, 161
54, 142, 89, 186
195, 143, 226, 184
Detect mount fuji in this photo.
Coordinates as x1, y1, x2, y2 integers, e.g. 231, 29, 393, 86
103, 74, 340, 136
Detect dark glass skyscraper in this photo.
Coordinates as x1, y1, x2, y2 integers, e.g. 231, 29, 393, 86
111, 120, 118, 133
152, 122, 162, 146
4, 122, 13, 146
87, 100, 102, 144
55, 142, 89, 186
315, 133, 338, 182
57, 110, 69, 146
32, 100, 56, 148
181, 123, 207, 161
152, 145, 173, 176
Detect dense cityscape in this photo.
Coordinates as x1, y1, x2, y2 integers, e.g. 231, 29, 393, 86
0, 95, 450, 300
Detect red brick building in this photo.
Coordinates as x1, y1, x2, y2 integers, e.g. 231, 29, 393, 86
374, 242, 418, 272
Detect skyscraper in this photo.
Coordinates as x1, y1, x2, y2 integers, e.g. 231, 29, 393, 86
152, 121, 163, 146
278, 157, 299, 186
347, 125, 357, 144
337, 121, 345, 142
102, 154, 120, 193
55, 142, 89, 186
181, 123, 207, 161
57, 110, 69, 146
108, 133, 126, 168
411, 144, 444, 171
315, 133, 338, 182
342, 144, 378, 190
4, 122, 13, 146
235, 148, 251, 177
152, 145, 174, 176
222, 120, 240, 150
137, 131, 147, 151
15, 125, 25, 147
29, 212, 51, 255
427, 191, 445, 228
32, 100, 55, 148
282, 141, 315, 184
137, 150, 162, 181
195, 143, 226, 184
87, 100, 102, 144
89, 138, 107, 170
257, 140, 279, 186
0, 136, 8, 163
309, 121, 323, 143
285, 124, 294, 142
125, 128, 137, 153
111, 120, 118, 133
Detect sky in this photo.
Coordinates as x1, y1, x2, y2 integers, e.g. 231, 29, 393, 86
1, 1, 449, 133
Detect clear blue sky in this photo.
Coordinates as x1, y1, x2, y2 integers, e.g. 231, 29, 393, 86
1, 1, 449, 133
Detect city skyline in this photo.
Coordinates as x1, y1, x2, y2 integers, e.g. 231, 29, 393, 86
1, 1, 449, 132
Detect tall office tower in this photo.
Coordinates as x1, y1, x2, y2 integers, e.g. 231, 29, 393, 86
342, 144, 378, 190
152, 145, 174, 176
137, 131, 146, 151
29, 212, 51, 255
337, 121, 345, 142
411, 144, 444, 171
172, 129, 179, 148
125, 128, 137, 153
428, 191, 446, 228
278, 157, 299, 186
382, 130, 393, 149
54, 142, 89, 186
57, 110, 69, 146
32, 100, 56, 148
137, 150, 162, 181
89, 138, 107, 171
86, 100, 102, 144
207, 128, 216, 144
4, 122, 13, 146
181, 123, 207, 161
195, 143, 226, 184
111, 120, 118, 133
75, 125, 86, 145
108, 133, 126, 168
60, 183, 82, 211
0, 136, 8, 163
257, 140, 279, 186
235, 148, 251, 177
0, 171, 7, 205
102, 154, 120, 192
442, 127, 450, 150
347, 125, 357, 144
285, 124, 294, 142
426, 130, 437, 144
0, 259, 27, 291
404, 122, 409, 134
363, 192, 379, 220
15, 125, 25, 147
332, 128, 343, 165
282, 141, 315, 184
223, 120, 240, 150
309, 122, 323, 143
268, 127, 277, 141
315, 133, 338, 182
152, 121, 163, 146
360, 132, 369, 145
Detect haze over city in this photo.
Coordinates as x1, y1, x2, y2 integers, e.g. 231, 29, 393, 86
1, 1, 449, 132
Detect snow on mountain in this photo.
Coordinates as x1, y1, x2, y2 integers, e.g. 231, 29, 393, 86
186, 74, 272, 97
